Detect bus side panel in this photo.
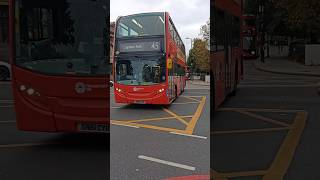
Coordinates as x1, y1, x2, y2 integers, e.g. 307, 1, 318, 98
212, 51, 225, 109
13, 82, 57, 132
234, 47, 242, 83
231, 47, 241, 89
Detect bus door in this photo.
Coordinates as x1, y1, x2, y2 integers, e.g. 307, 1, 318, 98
168, 58, 174, 100
224, 13, 232, 95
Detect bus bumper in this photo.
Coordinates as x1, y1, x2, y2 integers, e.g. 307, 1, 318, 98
114, 91, 170, 105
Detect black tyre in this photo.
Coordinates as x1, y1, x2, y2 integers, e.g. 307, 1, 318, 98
175, 86, 178, 99
0, 66, 9, 81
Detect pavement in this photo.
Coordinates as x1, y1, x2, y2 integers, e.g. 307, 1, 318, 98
254, 57, 320, 77
189, 80, 210, 87
212, 61, 320, 179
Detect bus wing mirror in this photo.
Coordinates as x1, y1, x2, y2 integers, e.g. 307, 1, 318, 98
167, 58, 173, 69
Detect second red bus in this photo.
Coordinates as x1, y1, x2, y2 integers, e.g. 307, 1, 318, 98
211, 0, 244, 110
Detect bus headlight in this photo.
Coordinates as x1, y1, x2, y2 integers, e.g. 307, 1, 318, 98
19, 84, 40, 96
19, 85, 26, 91
158, 88, 165, 93
115, 88, 122, 92
27, 88, 35, 95
251, 51, 255, 55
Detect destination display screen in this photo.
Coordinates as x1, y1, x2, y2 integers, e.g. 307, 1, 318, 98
118, 39, 163, 52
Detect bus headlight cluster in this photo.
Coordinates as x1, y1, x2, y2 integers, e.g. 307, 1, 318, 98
115, 88, 122, 92
19, 85, 40, 96
158, 88, 165, 93
19, 85, 27, 91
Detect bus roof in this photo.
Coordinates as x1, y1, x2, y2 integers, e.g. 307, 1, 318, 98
117, 12, 166, 19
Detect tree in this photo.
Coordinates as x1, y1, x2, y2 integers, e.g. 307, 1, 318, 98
244, 0, 319, 40
273, 0, 320, 43
189, 39, 210, 73
244, 0, 259, 15
187, 50, 196, 71
200, 19, 210, 48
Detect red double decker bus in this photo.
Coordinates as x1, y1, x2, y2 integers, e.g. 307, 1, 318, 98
9, 0, 110, 133
113, 12, 187, 105
242, 14, 259, 59
211, 0, 243, 110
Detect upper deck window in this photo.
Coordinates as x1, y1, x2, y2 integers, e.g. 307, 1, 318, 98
117, 13, 165, 38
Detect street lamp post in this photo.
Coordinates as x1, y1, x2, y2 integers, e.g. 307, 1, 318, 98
258, 0, 265, 63
185, 37, 193, 49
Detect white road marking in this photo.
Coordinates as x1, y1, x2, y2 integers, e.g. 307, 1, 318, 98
0, 99, 13, 101
0, 121, 15, 123
0, 100, 14, 103
0, 82, 11, 85
0, 102, 14, 104
111, 106, 122, 109
170, 132, 207, 139
0, 142, 59, 148
138, 155, 196, 171
0, 105, 13, 108
239, 84, 319, 88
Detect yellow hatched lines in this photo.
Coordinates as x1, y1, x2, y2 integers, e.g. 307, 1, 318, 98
211, 108, 308, 180
111, 96, 206, 135
162, 108, 189, 126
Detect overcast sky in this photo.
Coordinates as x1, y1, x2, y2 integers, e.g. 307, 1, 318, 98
110, 0, 210, 57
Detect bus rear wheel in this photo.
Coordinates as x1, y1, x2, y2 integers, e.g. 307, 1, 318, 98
0, 66, 9, 81
175, 86, 178, 99
229, 61, 238, 97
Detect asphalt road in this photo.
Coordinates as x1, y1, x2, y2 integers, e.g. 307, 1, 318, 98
0, 82, 109, 180
110, 82, 210, 180
0, 80, 210, 180
2, 59, 318, 180
211, 61, 320, 180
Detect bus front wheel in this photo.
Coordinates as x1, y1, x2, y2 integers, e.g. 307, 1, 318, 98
0, 66, 10, 81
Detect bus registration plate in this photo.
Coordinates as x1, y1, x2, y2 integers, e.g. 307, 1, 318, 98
134, 100, 145, 104
78, 123, 108, 133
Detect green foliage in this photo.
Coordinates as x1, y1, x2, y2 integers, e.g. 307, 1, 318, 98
273, 0, 320, 42
245, 0, 320, 42
244, 0, 258, 15
200, 20, 210, 47
188, 39, 210, 73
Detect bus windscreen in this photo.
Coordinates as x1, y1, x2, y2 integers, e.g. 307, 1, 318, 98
115, 56, 166, 86
14, 0, 109, 76
116, 13, 165, 38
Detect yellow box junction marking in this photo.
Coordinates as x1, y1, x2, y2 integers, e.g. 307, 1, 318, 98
162, 108, 189, 126
263, 111, 307, 180
111, 96, 206, 135
211, 108, 308, 179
